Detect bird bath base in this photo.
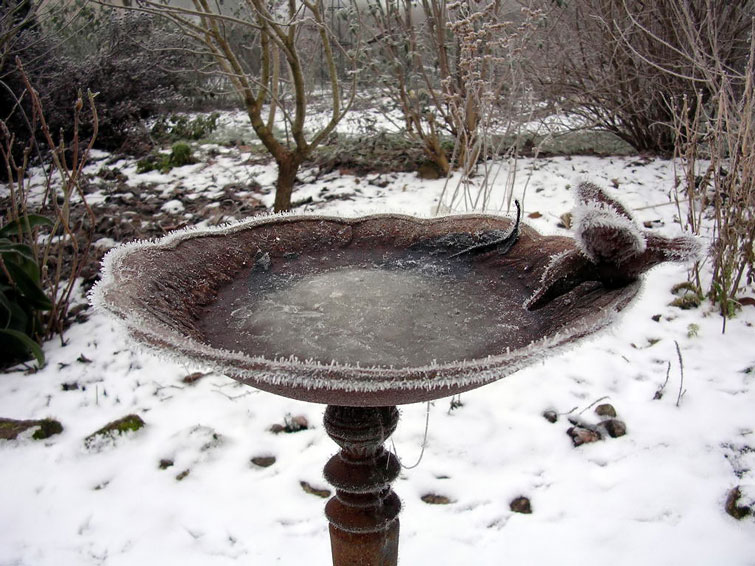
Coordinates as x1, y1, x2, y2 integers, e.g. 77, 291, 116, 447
324, 405, 401, 566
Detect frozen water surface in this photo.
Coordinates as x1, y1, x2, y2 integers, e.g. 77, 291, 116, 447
199, 248, 538, 368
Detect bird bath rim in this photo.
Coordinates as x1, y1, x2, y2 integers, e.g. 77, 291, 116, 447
90, 210, 641, 406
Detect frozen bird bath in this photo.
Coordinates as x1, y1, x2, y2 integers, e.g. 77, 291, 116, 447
93, 183, 699, 565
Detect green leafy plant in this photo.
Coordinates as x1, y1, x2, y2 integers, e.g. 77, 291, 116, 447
0, 217, 55, 366
150, 113, 220, 143
136, 142, 195, 174
170, 142, 193, 167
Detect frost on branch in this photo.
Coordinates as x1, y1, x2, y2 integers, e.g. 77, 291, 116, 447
526, 181, 702, 310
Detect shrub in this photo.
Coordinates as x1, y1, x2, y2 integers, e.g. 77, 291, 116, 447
169, 142, 193, 167
528, 0, 753, 155
1, 70, 97, 367
2, 8, 200, 158
150, 113, 220, 144
664, 5, 755, 325
0, 219, 52, 367
136, 142, 195, 174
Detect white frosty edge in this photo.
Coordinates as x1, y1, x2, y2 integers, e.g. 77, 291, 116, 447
89, 208, 515, 312
572, 203, 647, 261
104, 307, 636, 395
659, 233, 707, 263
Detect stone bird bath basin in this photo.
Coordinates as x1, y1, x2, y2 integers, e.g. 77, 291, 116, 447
92, 182, 700, 565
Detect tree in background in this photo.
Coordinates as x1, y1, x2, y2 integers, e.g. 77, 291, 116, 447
101, 0, 360, 211
526, 0, 753, 155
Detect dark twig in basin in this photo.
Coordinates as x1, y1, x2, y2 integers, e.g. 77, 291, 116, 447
449, 200, 521, 258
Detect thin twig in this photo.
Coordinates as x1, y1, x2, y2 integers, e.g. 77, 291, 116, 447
675, 341, 686, 407
393, 401, 431, 470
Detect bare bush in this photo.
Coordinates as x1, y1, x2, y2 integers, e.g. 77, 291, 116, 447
437, 2, 544, 212
1, 61, 97, 362
668, 18, 755, 323
2, 6, 199, 158
527, 0, 753, 155
362, 0, 544, 211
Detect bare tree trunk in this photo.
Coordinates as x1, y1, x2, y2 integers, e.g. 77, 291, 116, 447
273, 155, 301, 212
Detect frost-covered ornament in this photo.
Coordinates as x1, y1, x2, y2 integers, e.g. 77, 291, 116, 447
525, 181, 702, 310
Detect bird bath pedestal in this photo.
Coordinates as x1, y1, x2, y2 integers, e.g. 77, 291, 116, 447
92, 183, 698, 565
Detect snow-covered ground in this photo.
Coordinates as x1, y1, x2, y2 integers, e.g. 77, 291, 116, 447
1, 118, 754, 566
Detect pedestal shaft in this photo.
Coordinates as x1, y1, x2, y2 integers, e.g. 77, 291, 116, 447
323, 406, 401, 566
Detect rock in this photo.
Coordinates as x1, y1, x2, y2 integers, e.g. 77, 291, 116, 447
510, 496, 532, 514
417, 162, 442, 180
603, 419, 627, 438
300, 481, 331, 498
0, 417, 64, 441
542, 410, 558, 423
558, 212, 573, 229
158, 459, 174, 470
725, 487, 752, 520
421, 493, 453, 505
182, 372, 207, 385
253, 251, 271, 272
270, 414, 309, 434
32, 419, 64, 440
84, 414, 145, 448
290, 415, 309, 430
567, 426, 602, 447
251, 456, 276, 468
595, 403, 617, 418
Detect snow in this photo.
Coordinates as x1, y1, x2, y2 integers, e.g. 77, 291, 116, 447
1, 114, 754, 566
161, 199, 185, 214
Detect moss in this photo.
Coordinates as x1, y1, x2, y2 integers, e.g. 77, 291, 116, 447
136, 143, 194, 174
32, 418, 64, 440
85, 414, 145, 448
0, 417, 63, 440
671, 281, 700, 295
670, 281, 702, 310
670, 294, 701, 310
136, 153, 169, 174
